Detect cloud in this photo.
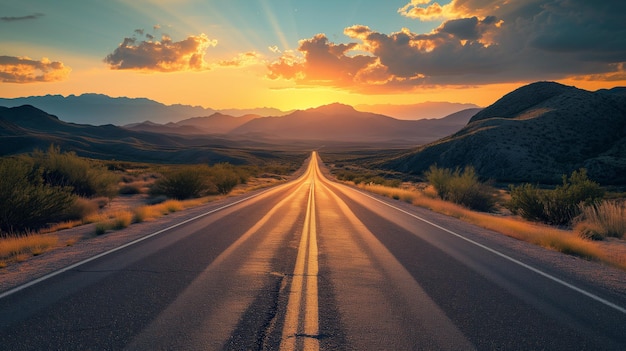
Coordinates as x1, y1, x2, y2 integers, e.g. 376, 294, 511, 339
268, 0, 626, 92
267, 33, 376, 86
104, 32, 217, 72
0, 56, 71, 83
218, 52, 263, 67
398, 0, 451, 21
0, 13, 44, 22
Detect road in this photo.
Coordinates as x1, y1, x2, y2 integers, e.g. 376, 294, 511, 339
1, 151, 625, 350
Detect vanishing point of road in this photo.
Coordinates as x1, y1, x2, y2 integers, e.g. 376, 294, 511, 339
1, 152, 625, 350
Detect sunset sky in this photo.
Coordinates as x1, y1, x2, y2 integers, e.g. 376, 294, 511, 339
1, 0, 625, 110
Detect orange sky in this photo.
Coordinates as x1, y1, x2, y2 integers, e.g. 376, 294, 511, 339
2, 1, 625, 110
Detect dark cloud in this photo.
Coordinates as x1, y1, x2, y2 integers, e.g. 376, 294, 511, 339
439, 16, 497, 41
0, 13, 44, 22
104, 33, 217, 72
0, 56, 71, 83
268, 0, 626, 92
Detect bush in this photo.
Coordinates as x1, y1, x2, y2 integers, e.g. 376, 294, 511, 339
574, 201, 626, 240
0, 157, 76, 234
210, 163, 242, 195
62, 197, 100, 221
424, 165, 495, 212
508, 169, 604, 226
151, 165, 216, 199
32, 145, 119, 198
335, 169, 402, 188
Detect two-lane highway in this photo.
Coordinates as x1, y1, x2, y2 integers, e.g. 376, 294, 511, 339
1, 152, 625, 350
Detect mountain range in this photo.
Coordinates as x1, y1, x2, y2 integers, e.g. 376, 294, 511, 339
382, 82, 626, 184
0, 94, 288, 126
4, 81, 624, 185
0, 94, 479, 125
0, 102, 478, 163
124, 104, 480, 145
0, 104, 286, 165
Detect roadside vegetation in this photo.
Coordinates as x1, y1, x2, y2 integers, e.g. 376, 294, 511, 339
332, 163, 625, 270
0, 145, 301, 267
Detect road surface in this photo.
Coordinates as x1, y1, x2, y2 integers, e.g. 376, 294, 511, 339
1, 152, 625, 350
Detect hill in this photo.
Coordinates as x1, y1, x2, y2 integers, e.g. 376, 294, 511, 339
229, 103, 475, 146
0, 105, 288, 165
381, 82, 626, 184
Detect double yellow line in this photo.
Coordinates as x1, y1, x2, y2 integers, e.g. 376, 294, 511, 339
280, 167, 320, 351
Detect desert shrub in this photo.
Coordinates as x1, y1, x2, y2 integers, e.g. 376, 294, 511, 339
508, 184, 547, 222
62, 197, 100, 221
574, 201, 626, 240
425, 165, 495, 212
508, 169, 604, 226
32, 145, 118, 198
336, 169, 402, 188
151, 165, 216, 199
209, 163, 242, 195
0, 157, 76, 234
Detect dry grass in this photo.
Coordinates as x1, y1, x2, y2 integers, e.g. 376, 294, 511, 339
358, 182, 625, 270
94, 210, 134, 235
575, 201, 626, 240
41, 220, 83, 233
0, 234, 59, 264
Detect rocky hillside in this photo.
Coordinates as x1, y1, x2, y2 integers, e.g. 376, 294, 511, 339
382, 82, 626, 184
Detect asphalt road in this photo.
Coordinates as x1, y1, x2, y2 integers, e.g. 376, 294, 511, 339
1, 152, 625, 350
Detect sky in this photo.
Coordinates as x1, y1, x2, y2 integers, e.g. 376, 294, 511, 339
1, 0, 626, 110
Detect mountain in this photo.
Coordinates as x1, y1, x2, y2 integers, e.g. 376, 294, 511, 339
229, 103, 475, 145
0, 94, 291, 126
0, 94, 215, 125
381, 82, 626, 184
175, 113, 259, 134
355, 101, 480, 120
0, 105, 282, 165
125, 113, 260, 135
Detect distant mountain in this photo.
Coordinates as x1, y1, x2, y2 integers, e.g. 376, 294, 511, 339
0, 94, 290, 126
125, 113, 260, 135
0, 105, 282, 165
355, 101, 480, 120
381, 82, 626, 184
175, 113, 260, 134
229, 103, 475, 145
0, 94, 214, 125
218, 107, 291, 117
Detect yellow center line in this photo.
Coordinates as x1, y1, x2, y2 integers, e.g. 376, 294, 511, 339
280, 157, 320, 351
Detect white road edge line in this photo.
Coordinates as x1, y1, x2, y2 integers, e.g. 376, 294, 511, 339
0, 187, 277, 300
353, 188, 626, 315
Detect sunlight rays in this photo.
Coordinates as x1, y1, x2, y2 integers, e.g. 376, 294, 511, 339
260, 0, 291, 51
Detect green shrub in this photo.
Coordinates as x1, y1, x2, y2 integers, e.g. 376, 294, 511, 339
209, 163, 242, 195
425, 165, 495, 212
32, 145, 118, 198
0, 157, 76, 234
508, 169, 604, 226
151, 165, 216, 199
508, 183, 547, 222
